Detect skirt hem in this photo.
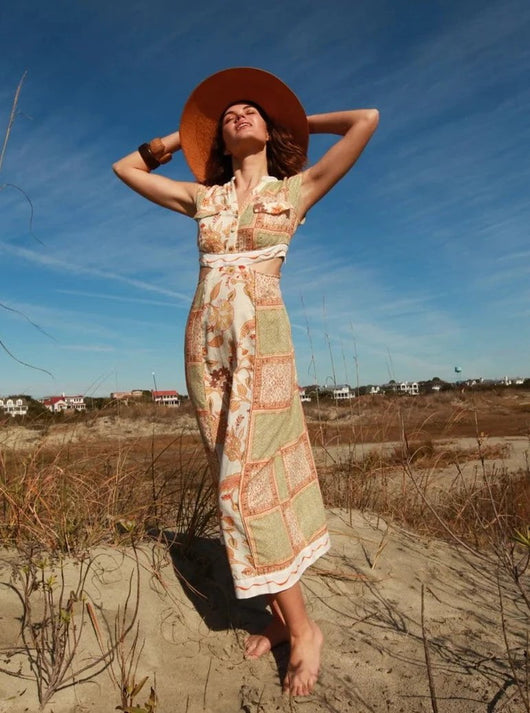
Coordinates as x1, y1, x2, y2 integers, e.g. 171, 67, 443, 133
233, 531, 331, 600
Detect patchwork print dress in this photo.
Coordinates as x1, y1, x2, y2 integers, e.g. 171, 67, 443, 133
185, 173, 330, 599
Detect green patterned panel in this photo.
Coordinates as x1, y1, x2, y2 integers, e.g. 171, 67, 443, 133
186, 362, 206, 410
255, 231, 290, 248
256, 308, 292, 355
274, 455, 289, 501
291, 483, 327, 541
251, 399, 303, 461
286, 174, 303, 211
248, 509, 293, 565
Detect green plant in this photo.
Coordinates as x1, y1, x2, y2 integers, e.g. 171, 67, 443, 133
0, 551, 111, 709
86, 548, 157, 713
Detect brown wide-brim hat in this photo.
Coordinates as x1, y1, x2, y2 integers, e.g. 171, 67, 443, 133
180, 67, 308, 183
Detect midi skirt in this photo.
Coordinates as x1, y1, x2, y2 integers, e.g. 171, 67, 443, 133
185, 263, 330, 599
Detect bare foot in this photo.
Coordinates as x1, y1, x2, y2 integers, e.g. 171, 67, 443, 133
283, 621, 323, 696
245, 617, 289, 659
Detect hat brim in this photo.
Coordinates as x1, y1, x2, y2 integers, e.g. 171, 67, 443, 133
180, 67, 308, 183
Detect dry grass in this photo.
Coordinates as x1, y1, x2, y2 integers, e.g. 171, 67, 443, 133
0, 390, 528, 710
320, 456, 529, 548
0, 427, 214, 554
1, 390, 527, 560
308, 393, 529, 711
318, 435, 528, 553
0, 423, 215, 709
305, 389, 530, 442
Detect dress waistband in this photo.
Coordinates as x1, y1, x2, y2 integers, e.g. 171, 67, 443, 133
199, 244, 288, 268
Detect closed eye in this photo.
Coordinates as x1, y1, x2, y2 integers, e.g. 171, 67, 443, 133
223, 106, 257, 124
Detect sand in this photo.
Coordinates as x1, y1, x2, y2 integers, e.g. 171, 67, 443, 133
0, 507, 528, 712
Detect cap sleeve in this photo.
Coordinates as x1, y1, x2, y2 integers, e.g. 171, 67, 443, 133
193, 185, 208, 220
193, 184, 229, 220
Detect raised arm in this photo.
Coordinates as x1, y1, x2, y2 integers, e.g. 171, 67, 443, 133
112, 130, 199, 217
299, 109, 379, 217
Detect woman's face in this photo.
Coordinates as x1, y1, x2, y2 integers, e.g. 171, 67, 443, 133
220, 103, 269, 156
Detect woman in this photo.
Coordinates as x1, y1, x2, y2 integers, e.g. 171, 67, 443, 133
113, 67, 378, 697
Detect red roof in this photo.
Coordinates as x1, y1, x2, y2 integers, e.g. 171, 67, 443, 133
43, 396, 66, 405
152, 390, 179, 397
43, 395, 84, 405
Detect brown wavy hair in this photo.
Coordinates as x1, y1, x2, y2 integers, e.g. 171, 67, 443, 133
203, 101, 307, 186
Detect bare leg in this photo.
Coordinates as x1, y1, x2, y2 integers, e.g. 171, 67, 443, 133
245, 595, 289, 659
245, 582, 322, 695
274, 582, 323, 696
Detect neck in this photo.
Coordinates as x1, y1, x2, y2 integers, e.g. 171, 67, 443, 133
230, 149, 269, 189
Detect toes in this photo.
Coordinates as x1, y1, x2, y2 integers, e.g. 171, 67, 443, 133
245, 649, 261, 660
244, 635, 270, 660
244, 636, 259, 658
283, 670, 317, 696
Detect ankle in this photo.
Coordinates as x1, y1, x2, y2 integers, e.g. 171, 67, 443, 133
289, 619, 314, 641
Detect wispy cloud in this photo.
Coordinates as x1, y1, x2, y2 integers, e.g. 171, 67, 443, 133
55, 289, 179, 308
0, 241, 193, 303
62, 344, 116, 352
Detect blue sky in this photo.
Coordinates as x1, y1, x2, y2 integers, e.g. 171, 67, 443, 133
1, 0, 528, 398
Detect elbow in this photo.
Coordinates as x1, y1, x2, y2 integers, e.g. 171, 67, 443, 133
112, 159, 134, 181
362, 109, 379, 139
346, 109, 379, 137
367, 108, 379, 129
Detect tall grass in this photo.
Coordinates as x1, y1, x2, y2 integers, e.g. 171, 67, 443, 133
0, 424, 216, 554
0, 419, 216, 709
313, 395, 529, 711
0, 394, 528, 709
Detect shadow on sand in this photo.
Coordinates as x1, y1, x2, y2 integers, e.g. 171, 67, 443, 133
156, 532, 290, 683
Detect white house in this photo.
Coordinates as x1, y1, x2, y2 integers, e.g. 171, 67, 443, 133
65, 395, 86, 410
332, 385, 354, 400
399, 381, 419, 396
152, 390, 180, 407
0, 397, 28, 417
299, 387, 311, 403
43, 394, 86, 412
